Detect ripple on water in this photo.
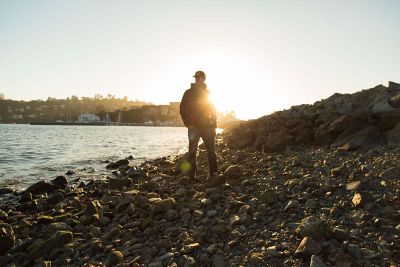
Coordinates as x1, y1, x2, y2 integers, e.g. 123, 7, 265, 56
0, 124, 188, 191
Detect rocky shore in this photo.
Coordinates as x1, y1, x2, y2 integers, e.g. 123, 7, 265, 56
0, 83, 399, 267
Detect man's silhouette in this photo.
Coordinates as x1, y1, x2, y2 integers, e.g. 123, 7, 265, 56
180, 70, 218, 179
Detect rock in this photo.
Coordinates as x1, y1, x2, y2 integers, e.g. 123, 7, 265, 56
151, 198, 176, 214
28, 231, 73, 260
85, 200, 101, 217
309, 255, 328, 267
164, 209, 178, 221
259, 189, 278, 204
37, 215, 54, 225
361, 248, 379, 260
295, 237, 322, 259
371, 100, 396, 115
206, 175, 226, 187
0, 223, 15, 254
102, 227, 122, 242
46, 191, 64, 205
379, 167, 397, 179
248, 252, 264, 265
346, 244, 362, 259
108, 178, 132, 189
19, 192, 32, 202
305, 199, 317, 209
285, 200, 300, 210
266, 246, 283, 257
51, 176, 68, 187
106, 159, 129, 170
346, 181, 362, 191
352, 191, 373, 207
206, 244, 217, 254
0, 210, 8, 220
0, 188, 14, 195
107, 250, 123, 267
389, 81, 400, 90
65, 170, 75, 175
224, 165, 243, 177
23, 180, 57, 195
389, 93, 400, 108
334, 126, 383, 149
331, 227, 348, 241
296, 216, 331, 241
181, 243, 200, 254
387, 122, 400, 147
212, 255, 226, 267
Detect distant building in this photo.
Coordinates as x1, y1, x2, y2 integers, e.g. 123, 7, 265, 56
78, 113, 100, 122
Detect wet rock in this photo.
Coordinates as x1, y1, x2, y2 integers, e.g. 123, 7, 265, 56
23, 180, 57, 195
46, 191, 64, 205
106, 159, 129, 170
0, 188, 14, 196
19, 192, 32, 203
108, 178, 132, 189
51, 176, 68, 188
65, 170, 75, 175
0, 223, 15, 254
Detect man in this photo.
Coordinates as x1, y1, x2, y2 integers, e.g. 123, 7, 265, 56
180, 70, 218, 179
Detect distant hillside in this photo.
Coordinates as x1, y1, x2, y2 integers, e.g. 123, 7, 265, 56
225, 81, 400, 151
0, 96, 152, 123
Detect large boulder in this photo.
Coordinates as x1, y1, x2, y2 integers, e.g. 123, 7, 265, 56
0, 223, 15, 254
377, 110, 400, 130
387, 122, 400, 147
23, 180, 57, 195
332, 126, 383, 149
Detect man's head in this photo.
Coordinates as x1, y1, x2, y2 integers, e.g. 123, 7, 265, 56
193, 70, 206, 85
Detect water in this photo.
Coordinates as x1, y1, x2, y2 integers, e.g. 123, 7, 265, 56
0, 124, 188, 191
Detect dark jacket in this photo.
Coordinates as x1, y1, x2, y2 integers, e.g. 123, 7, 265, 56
180, 83, 217, 129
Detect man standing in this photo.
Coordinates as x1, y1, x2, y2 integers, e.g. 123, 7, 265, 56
180, 70, 218, 179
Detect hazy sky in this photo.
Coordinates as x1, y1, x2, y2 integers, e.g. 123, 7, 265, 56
0, 0, 399, 119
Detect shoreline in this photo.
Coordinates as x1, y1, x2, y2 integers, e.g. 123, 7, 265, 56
0, 137, 399, 266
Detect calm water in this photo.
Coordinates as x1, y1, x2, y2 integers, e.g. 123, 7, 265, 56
0, 124, 188, 191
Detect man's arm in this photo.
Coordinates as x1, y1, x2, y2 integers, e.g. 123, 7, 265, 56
180, 90, 190, 127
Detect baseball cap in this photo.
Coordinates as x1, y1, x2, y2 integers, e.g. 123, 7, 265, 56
193, 70, 206, 78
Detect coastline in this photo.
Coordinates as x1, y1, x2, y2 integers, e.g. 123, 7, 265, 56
0, 134, 399, 266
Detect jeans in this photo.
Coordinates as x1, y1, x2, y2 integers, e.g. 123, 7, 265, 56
187, 126, 218, 177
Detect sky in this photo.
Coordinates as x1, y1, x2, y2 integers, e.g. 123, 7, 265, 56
0, 0, 399, 119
